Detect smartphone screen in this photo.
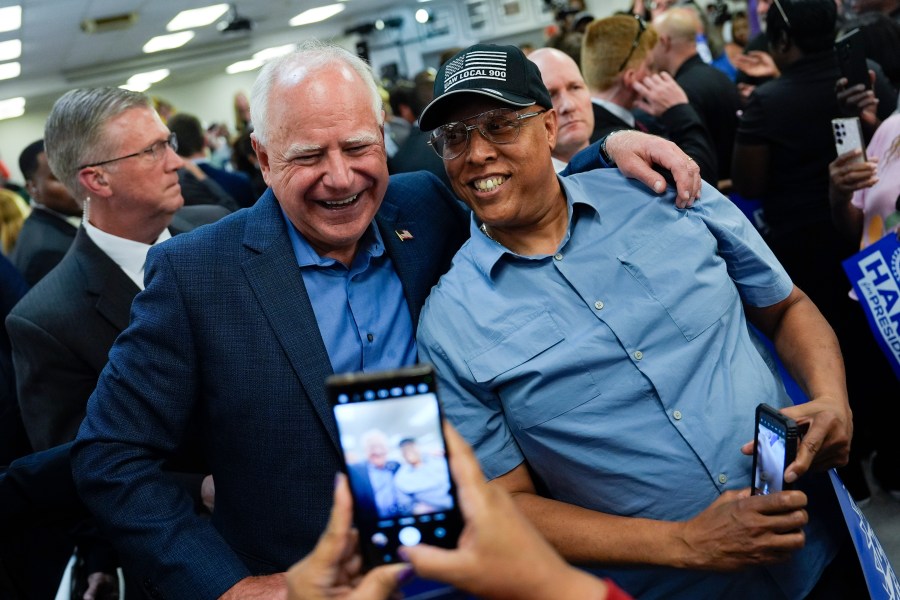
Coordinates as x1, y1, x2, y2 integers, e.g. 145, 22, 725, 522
751, 404, 798, 495
328, 365, 463, 567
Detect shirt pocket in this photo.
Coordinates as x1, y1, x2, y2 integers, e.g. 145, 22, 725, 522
464, 310, 599, 430
618, 217, 737, 341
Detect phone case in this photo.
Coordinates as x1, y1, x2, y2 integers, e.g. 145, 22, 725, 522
835, 28, 871, 90
327, 364, 463, 567
832, 117, 867, 164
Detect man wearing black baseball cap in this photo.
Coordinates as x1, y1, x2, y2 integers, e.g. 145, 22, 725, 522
418, 43, 857, 600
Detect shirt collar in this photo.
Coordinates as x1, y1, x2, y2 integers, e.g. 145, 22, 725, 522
280, 206, 385, 269
32, 203, 82, 229
467, 175, 600, 280
592, 97, 636, 128
82, 219, 171, 290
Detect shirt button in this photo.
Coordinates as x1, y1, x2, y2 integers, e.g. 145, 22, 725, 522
718, 474, 727, 484
594, 300, 604, 310
633, 350, 643, 360
673, 410, 682, 420
554, 253, 563, 261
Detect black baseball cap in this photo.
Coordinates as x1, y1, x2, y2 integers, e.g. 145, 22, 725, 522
418, 43, 553, 131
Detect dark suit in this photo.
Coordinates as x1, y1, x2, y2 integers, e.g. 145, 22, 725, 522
6, 204, 229, 451
71, 172, 469, 600
387, 127, 451, 188
9, 208, 78, 287
672, 54, 742, 181
177, 169, 239, 213
589, 101, 718, 184
197, 162, 257, 209
0, 254, 29, 464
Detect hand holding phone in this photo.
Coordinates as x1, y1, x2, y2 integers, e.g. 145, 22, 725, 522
751, 404, 798, 495
328, 364, 463, 568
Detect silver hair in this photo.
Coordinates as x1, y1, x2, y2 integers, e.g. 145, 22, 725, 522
250, 40, 383, 146
44, 87, 152, 200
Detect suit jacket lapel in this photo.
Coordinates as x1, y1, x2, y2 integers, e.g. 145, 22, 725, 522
240, 192, 340, 451
74, 227, 140, 332
375, 199, 429, 329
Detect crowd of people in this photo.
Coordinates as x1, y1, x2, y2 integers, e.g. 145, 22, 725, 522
1, 0, 898, 598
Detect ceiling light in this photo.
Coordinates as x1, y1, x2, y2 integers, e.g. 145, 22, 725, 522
122, 69, 170, 92
252, 44, 296, 61
127, 69, 170, 86
0, 96, 25, 120
290, 4, 345, 26
0, 6, 21, 33
0, 39, 21, 62
0, 62, 21, 81
226, 59, 263, 74
120, 81, 150, 92
415, 9, 431, 24
143, 31, 195, 53
167, 4, 230, 31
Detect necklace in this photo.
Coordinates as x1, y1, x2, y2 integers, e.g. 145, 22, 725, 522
480, 223, 495, 241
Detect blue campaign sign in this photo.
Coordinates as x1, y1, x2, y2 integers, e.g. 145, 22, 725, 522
842, 234, 900, 379
829, 470, 900, 599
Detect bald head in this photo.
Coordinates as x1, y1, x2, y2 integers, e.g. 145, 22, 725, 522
651, 7, 700, 73
528, 48, 594, 163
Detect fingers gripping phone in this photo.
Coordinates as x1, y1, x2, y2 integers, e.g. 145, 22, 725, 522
328, 364, 463, 567
751, 404, 798, 495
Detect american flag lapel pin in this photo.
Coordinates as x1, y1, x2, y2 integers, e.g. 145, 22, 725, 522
395, 229, 414, 242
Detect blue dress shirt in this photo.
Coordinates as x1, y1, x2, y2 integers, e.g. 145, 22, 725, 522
417, 170, 840, 599
281, 209, 416, 374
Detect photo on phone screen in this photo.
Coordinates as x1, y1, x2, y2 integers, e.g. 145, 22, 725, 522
751, 404, 798, 495
329, 365, 463, 567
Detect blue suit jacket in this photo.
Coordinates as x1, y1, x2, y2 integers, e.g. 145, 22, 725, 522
71, 172, 469, 600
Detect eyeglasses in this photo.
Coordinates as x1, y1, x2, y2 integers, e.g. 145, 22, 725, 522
771, 0, 791, 29
618, 14, 647, 73
77, 132, 178, 170
428, 108, 546, 160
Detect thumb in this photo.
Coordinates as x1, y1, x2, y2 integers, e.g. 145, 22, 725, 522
350, 564, 406, 599
402, 544, 463, 581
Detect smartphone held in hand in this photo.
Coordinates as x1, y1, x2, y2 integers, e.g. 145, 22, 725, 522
832, 117, 867, 164
751, 403, 799, 495
835, 28, 871, 90
327, 364, 463, 567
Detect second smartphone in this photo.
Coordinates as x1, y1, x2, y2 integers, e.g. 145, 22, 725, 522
327, 364, 463, 567
751, 403, 799, 495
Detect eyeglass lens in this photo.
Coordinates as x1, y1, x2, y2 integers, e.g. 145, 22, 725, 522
430, 109, 533, 160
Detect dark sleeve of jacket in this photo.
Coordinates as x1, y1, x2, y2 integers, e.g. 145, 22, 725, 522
0, 255, 31, 463
0, 442, 86, 526
177, 169, 239, 213
7, 310, 108, 450
560, 139, 614, 177
658, 103, 718, 184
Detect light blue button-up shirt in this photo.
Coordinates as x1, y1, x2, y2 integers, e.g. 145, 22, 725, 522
282, 209, 416, 374
418, 170, 840, 599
